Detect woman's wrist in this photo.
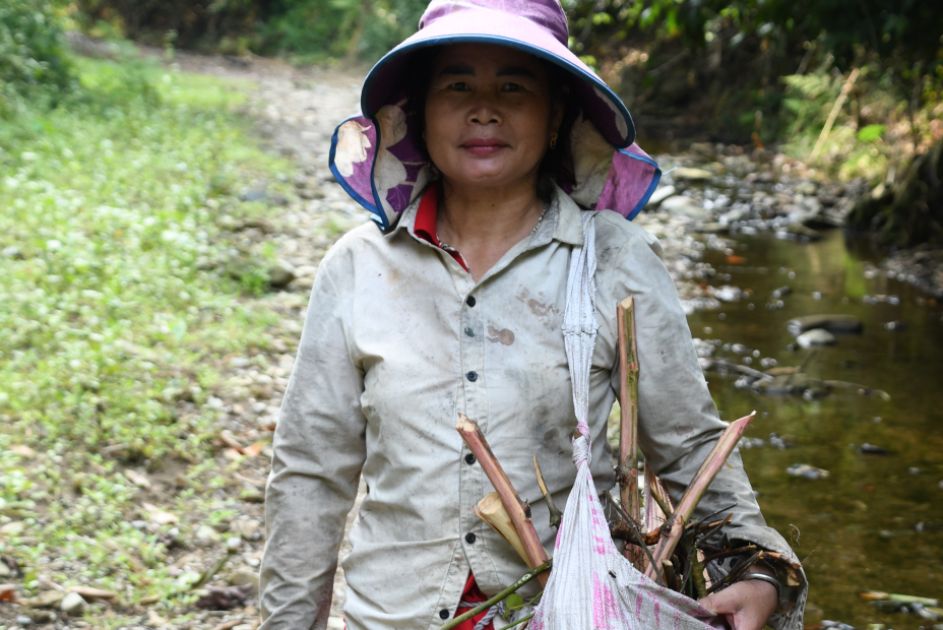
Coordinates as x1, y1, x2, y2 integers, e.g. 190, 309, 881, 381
740, 570, 782, 600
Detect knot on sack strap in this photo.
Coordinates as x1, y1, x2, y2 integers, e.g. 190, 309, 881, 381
572, 433, 591, 467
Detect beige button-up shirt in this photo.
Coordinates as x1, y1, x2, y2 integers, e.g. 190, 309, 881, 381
260, 187, 805, 630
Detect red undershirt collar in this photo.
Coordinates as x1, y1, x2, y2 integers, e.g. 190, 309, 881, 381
413, 185, 469, 271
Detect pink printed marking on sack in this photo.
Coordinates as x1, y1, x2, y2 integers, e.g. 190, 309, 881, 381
592, 533, 607, 555
592, 574, 627, 627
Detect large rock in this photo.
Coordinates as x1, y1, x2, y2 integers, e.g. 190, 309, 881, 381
847, 138, 943, 248
787, 314, 863, 336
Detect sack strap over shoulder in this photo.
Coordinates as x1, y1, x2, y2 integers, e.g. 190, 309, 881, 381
562, 212, 598, 461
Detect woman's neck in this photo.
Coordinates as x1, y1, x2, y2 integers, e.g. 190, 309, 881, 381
436, 180, 547, 281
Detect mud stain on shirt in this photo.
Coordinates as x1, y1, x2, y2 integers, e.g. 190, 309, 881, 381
487, 325, 515, 346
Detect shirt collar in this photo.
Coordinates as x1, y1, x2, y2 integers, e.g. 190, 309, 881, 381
390, 182, 586, 247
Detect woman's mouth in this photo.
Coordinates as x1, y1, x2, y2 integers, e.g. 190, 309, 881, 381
460, 139, 508, 156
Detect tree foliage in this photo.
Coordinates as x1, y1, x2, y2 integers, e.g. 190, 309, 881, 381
562, 0, 942, 148
0, 0, 73, 112
75, 0, 429, 60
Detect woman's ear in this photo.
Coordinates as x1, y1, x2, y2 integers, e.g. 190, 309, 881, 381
549, 80, 570, 138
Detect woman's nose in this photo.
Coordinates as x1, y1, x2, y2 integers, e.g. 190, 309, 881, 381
467, 98, 501, 125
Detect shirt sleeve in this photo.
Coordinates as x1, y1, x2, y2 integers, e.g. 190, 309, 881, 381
259, 250, 366, 630
601, 223, 808, 629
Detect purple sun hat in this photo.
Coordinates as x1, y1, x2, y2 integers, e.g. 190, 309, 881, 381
329, 0, 661, 232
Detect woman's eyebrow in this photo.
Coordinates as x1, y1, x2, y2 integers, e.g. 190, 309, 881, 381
496, 66, 538, 78
437, 63, 474, 75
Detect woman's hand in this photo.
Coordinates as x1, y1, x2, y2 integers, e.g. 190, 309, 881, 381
698, 577, 778, 630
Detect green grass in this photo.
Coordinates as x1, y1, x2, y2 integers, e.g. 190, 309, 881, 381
0, 52, 289, 623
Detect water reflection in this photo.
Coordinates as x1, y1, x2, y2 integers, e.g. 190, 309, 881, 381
687, 230, 943, 626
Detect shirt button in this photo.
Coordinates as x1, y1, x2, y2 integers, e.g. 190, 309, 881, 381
465, 532, 477, 544
466, 371, 478, 382
466, 295, 476, 307
464, 326, 475, 337
439, 608, 450, 620
464, 453, 476, 465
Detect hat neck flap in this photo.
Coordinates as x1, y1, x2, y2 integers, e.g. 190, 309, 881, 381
329, 104, 660, 233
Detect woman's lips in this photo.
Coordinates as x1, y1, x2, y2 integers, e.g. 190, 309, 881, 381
460, 139, 508, 156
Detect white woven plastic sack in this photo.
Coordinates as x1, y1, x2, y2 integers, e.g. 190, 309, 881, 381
530, 213, 722, 630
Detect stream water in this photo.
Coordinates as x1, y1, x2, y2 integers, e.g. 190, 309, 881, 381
687, 229, 943, 627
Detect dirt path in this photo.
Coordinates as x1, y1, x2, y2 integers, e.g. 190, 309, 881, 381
161, 52, 370, 629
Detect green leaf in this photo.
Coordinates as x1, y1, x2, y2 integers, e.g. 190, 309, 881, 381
591, 12, 613, 26
856, 124, 885, 143
504, 593, 525, 611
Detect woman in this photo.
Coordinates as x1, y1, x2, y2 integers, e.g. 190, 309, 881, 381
260, 1, 806, 628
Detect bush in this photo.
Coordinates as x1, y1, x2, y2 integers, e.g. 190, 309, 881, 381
74, 0, 428, 61
0, 0, 74, 112
255, 0, 427, 61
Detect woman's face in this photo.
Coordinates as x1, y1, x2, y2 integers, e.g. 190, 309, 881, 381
423, 43, 561, 194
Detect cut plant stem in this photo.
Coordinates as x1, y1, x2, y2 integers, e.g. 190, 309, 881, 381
440, 560, 551, 630
457, 414, 550, 585
617, 296, 642, 568
644, 412, 756, 583
476, 492, 529, 563
646, 467, 674, 522
533, 454, 562, 530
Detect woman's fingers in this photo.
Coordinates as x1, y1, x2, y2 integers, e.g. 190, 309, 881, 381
698, 579, 778, 630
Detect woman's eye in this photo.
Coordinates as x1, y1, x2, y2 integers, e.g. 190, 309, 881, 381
501, 82, 523, 92
447, 81, 470, 92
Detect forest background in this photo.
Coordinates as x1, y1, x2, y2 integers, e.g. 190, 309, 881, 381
9, 0, 942, 243
1, 0, 942, 628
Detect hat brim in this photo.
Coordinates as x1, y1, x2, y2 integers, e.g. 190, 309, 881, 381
361, 8, 635, 148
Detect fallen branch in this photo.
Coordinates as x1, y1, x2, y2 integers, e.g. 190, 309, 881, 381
457, 415, 550, 586
644, 412, 756, 582
859, 591, 939, 607
440, 560, 551, 630
811, 67, 860, 159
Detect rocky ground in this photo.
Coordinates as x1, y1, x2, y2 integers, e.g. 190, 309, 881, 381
5, 44, 940, 630
160, 51, 372, 629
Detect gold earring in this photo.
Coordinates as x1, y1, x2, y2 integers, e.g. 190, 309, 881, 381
549, 132, 558, 149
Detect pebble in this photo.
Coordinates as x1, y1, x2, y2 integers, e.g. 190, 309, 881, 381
713, 285, 743, 302
196, 524, 221, 546
671, 166, 713, 181
647, 184, 677, 207
61, 591, 87, 615
267, 259, 296, 289
786, 464, 830, 480
796, 328, 836, 348
857, 443, 892, 455
660, 195, 709, 219
768, 433, 790, 450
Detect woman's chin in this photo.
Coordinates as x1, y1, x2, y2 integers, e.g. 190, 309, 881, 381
440, 166, 538, 191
